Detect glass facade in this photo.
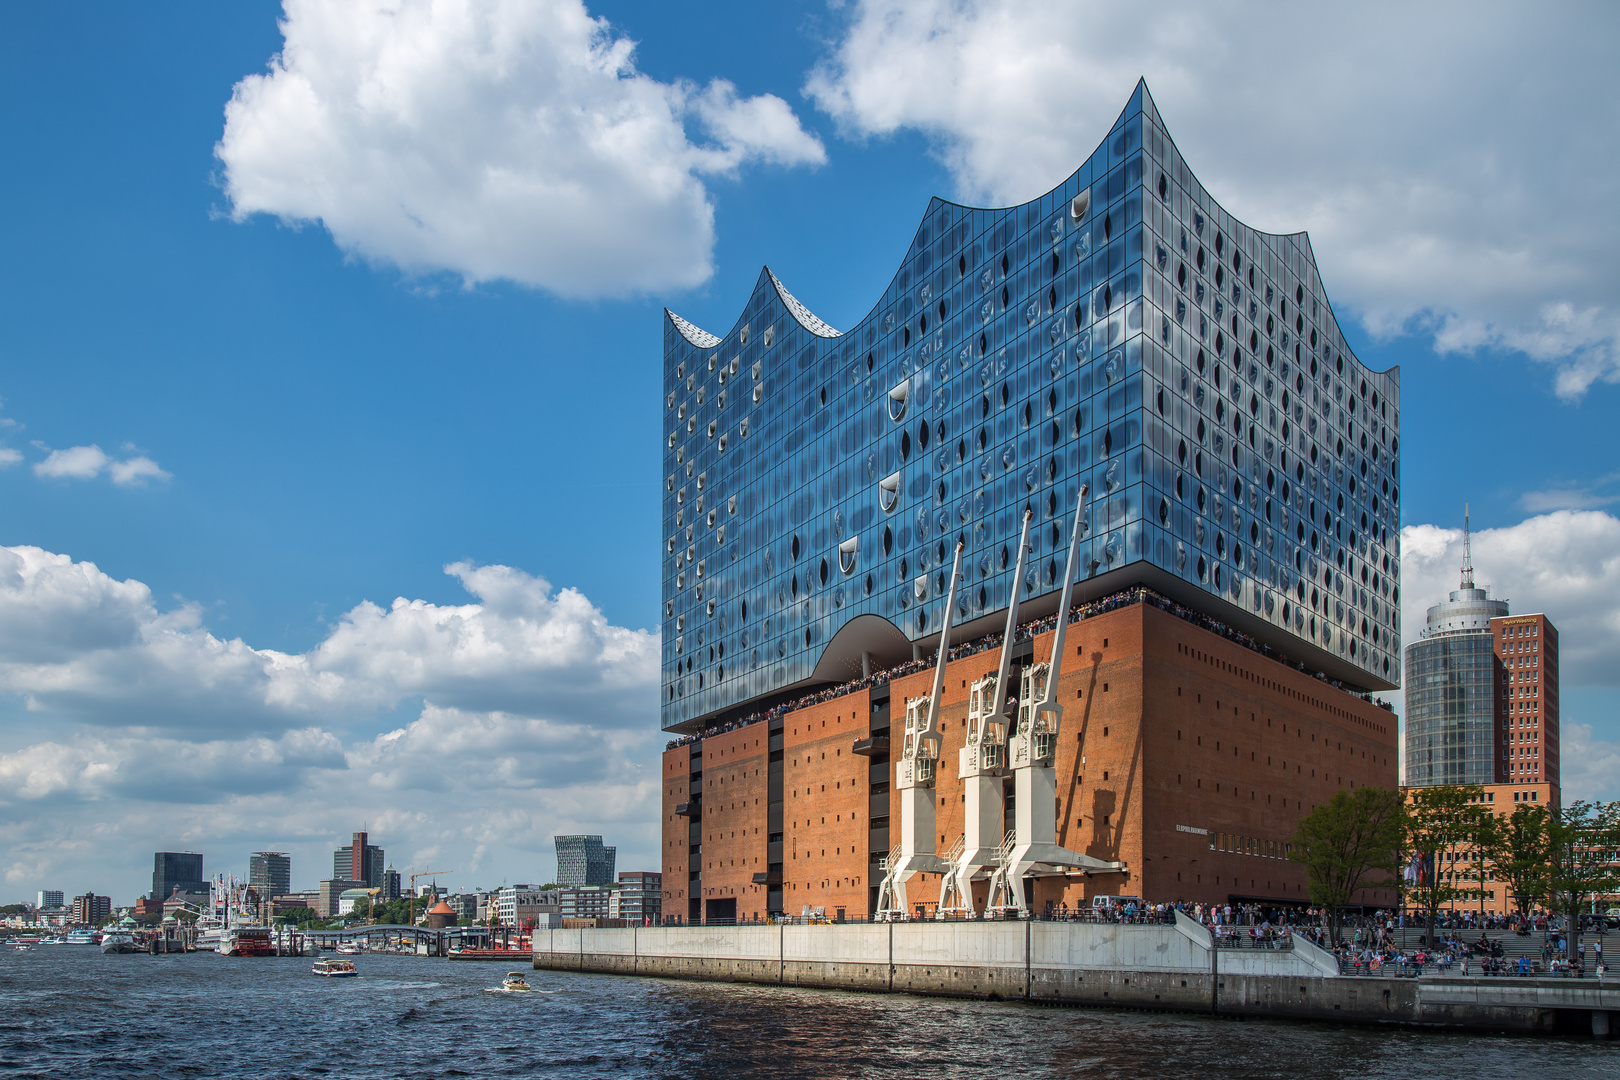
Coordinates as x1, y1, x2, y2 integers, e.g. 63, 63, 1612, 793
661, 82, 1401, 733
1404, 575, 1510, 787
1404, 633, 1496, 786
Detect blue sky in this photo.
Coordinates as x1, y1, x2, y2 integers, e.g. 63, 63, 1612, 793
2, 1, 1617, 903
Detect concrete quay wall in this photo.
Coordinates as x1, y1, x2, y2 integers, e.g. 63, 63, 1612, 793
532, 921, 1620, 1033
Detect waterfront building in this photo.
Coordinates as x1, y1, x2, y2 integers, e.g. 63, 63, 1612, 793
150, 852, 205, 903
1493, 613, 1559, 786
332, 831, 384, 888
608, 872, 662, 924
660, 82, 1401, 921
36, 890, 63, 911
495, 884, 559, 928
270, 892, 319, 917
559, 886, 613, 921
336, 888, 377, 916
248, 852, 291, 901
554, 835, 616, 887
1403, 516, 1509, 787
1403, 515, 1561, 792
317, 878, 364, 918
424, 899, 458, 930
446, 891, 482, 921
70, 893, 110, 924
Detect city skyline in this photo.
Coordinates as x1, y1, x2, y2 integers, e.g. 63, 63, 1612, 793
3, 2, 1620, 902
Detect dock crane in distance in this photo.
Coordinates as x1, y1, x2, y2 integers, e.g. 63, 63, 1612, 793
988, 486, 1123, 914
407, 869, 450, 926
939, 509, 1034, 918
876, 542, 965, 921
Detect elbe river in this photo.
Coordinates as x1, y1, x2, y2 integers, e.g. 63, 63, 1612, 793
1, 948, 1612, 1078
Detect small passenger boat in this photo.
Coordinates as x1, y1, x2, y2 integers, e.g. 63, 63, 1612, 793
311, 958, 359, 978
501, 971, 533, 992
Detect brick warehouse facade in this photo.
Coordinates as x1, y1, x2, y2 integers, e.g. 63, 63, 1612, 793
664, 599, 1398, 920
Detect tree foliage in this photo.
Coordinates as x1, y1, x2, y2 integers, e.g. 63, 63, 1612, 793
275, 906, 321, 927
1402, 784, 1488, 942
1289, 786, 1407, 942
1543, 800, 1620, 937
1478, 803, 1551, 919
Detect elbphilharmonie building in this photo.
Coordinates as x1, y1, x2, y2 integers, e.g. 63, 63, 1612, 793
661, 81, 1400, 735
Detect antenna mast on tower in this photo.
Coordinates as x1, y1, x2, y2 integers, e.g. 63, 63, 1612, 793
1460, 504, 1475, 590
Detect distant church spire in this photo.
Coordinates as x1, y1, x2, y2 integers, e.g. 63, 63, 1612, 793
1460, 504, 1475, 590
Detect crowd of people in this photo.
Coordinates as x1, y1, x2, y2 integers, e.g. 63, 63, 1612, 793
667, 585, 1393, 751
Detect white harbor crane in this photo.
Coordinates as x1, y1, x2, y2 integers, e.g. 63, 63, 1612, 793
938, 509, 1034, 918
875, 542, 965, 921
987, 486, 1122, 914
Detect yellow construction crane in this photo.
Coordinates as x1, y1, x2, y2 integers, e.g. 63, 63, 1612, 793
407, 869, 450, 925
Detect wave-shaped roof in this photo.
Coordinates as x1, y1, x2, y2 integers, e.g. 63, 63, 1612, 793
665, 308, 721, 349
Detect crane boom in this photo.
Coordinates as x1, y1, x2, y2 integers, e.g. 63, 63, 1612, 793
939, 510, 1033, 917
875, 542, 965, 920
992, 485, 1123, 915
1042, 484, 1088, 705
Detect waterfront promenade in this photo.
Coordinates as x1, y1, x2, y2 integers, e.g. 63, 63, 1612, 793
532, 916, 1620, 1036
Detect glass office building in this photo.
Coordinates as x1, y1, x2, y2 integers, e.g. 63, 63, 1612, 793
661, 82, 1401, 733
1404, 537, 1510, 787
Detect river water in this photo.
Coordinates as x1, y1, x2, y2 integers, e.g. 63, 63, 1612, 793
0, 947, 1611, 1078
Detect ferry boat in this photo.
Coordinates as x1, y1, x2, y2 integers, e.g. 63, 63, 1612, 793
65, 930, 96, 945
39, 934, 66, 946
187, 874, 274, 955
311, 958, 358, 978
335, 941, 362, 955
220, 926, 274, 957
100, 930, 140, 954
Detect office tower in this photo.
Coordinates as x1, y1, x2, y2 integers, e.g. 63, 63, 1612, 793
554, 835, 617, 887
151, 852, 206, 902
332, 831, 384, 888
660, 82, 1400, 921
1403, 515, 1509, 787
1493, 613, 1559, 788
249, 852, 291, 900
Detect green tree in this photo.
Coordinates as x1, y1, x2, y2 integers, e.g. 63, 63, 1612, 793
1543, 800, 1620, 956
1289, 786, 1407, 944
1479, 803, 1550, 921
1403, 785, 1488, 945
275, 906, 321, 927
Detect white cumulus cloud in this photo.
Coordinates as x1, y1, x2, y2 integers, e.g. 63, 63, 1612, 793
217, 0, 826, 297
0, 546, 658, 733
0, 543, 663, 899
31, 444, 170, 486
806, 0, 1620, 398
33, 444, 110, 480
0, 448, 19, 468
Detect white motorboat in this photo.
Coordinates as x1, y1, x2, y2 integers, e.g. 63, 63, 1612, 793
500, 971, 533, 992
